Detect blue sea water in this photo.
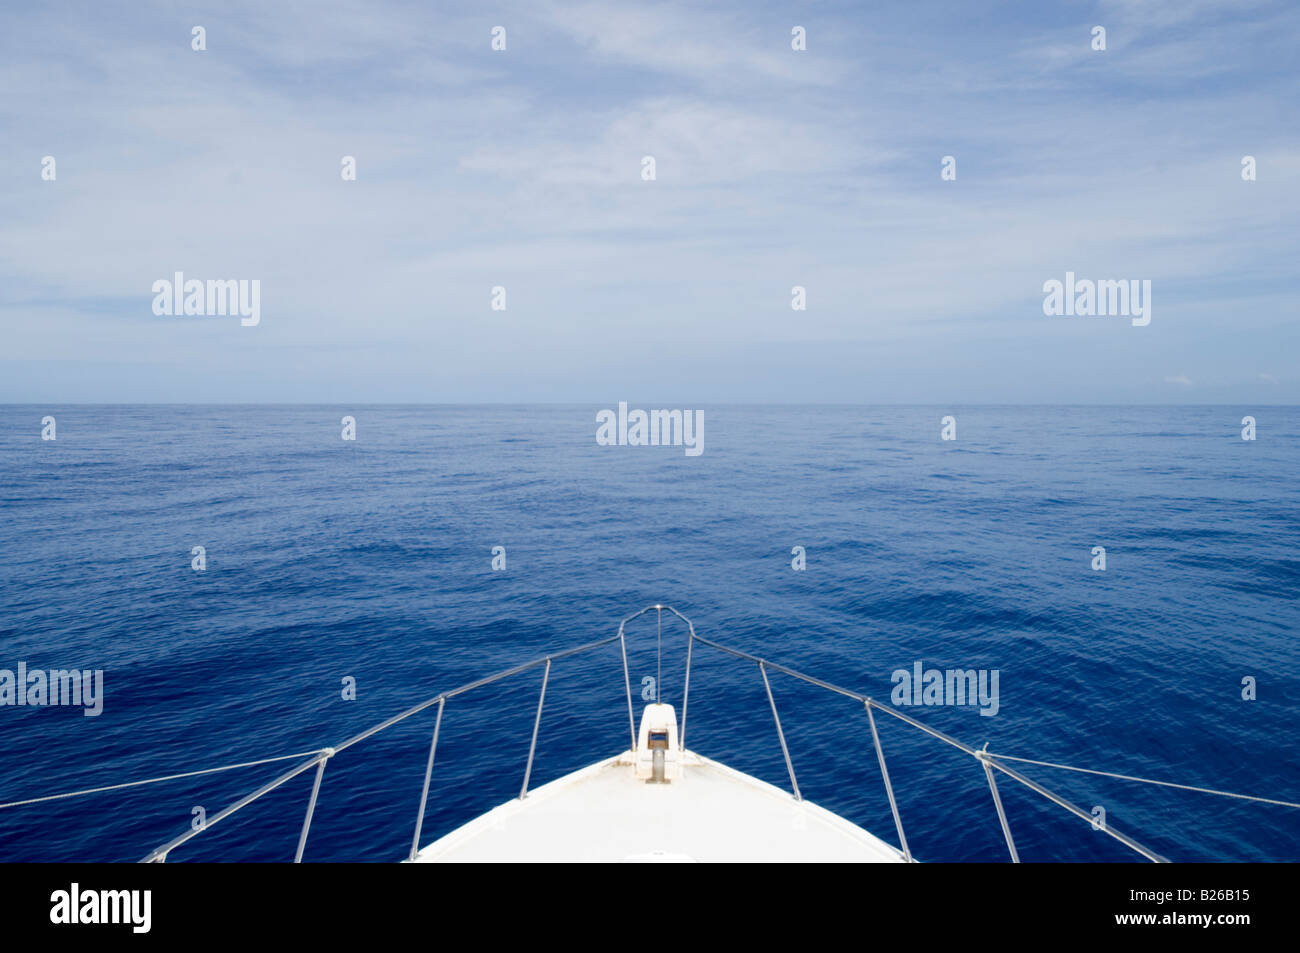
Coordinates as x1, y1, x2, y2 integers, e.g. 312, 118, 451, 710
0, 405, 1296, 863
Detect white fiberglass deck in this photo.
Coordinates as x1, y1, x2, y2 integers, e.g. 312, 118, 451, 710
411, 750, 905, 863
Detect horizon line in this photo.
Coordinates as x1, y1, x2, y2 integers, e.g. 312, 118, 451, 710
2, 402, 1294, 408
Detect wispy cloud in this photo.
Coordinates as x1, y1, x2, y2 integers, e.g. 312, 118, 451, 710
1, 0, 1296, 402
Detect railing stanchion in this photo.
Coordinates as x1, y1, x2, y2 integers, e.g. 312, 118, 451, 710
620, 625, 636, 752
866, 701, 911, 862
680, 627, 694, 751
981, 751, 1019, 862
294, 750, 332, 863
759, 661, 801, 801
408, 697, 445, 861
520, 659, 551, 799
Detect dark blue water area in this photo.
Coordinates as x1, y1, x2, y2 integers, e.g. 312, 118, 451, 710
0, 405, 1296, 862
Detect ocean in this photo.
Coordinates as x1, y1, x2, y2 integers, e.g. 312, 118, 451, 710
0, 405, 1296, 862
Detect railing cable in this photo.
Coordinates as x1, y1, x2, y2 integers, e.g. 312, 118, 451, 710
0, 749, 326, 811
984, 753, 1300, 810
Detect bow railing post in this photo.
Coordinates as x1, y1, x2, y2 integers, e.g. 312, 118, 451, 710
679, 625, 695, 751
408, 697, 446, 861
979, 749, 1020, 862
759, 661, 801, 801
866, 700, 911, 862
294, 748, 333, 863
520, 659, 551, 799
619, 623, 636, 752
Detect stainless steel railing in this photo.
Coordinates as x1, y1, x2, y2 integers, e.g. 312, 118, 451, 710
680, 625, 1168, 862
136, 602, 1170, 862
5, 604, 1187, 862
140, 631, 630, 862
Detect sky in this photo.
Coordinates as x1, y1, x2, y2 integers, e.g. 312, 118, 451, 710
1, 0, 1297, 403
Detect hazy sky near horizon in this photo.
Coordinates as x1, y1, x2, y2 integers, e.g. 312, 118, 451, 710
1, 0, 1297, 403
